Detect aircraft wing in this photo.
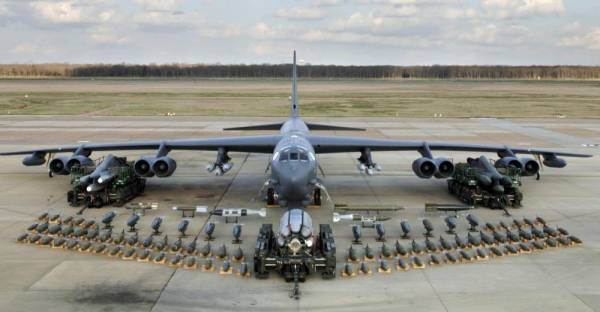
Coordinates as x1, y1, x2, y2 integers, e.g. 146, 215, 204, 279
0, 135, 283, 156
308, 135, 593, 158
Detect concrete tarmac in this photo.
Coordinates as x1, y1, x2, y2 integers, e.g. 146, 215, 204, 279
0, 116, 598, 312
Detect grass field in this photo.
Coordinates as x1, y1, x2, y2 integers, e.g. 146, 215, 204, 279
0, 78, 599, 117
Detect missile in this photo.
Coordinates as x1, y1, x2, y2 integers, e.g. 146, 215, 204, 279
380, 243, 392, 258
422, 219, 434, 237
466, 214, 480, 232
101, 211, 116, 228
232, 224, 242, 244
348, 245, 359, 262
342, 263, 355, 277
216, 244, 228, 259
199, 243, 211, 257
444, 216, 457, 234
395, 240, 409, 256
455, 234, 467, 248
400, 220, 411, 238
212, 208, 266, 218
150, 217, 163, 235
204, 222, 216, 240
425, 237, 439, 252
239, 262, 250, 277
177, 219, 190, 237
375, 223, 386, 242
126, 213, 140, 232
333, 213, 390, 224
439, 236, 454, 251
351, 224, 362, 243
184, 256, 198, 270
396, 258, 409, 271
232, 247, 244, 262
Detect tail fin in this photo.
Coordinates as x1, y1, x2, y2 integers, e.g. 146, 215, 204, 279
291, 50, 299, 118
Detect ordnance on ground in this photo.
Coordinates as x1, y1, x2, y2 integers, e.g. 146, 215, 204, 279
466, 214, 480, 232
126, 213, 140, 232
422, 219, 434, 237
151, 217, 163, 235
447, 156, 523, 209
204, 222, 216, 241
444, 216, 457, 234
400, 220, 411, 238
177, 219, 190, 237
232, 224, 242, 244
68, 155, 145, 208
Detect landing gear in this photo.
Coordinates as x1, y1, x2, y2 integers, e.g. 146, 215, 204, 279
266, 188, 276, 206
312, 188, 321, 206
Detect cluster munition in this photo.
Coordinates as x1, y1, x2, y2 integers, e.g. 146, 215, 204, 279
17, 214, 250, 277
341, 215, 582, 276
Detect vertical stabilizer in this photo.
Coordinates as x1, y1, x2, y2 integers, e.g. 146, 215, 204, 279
291, 50, 299, 118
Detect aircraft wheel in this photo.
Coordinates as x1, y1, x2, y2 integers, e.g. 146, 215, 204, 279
313, 188, 321, 206
267, 188, 275, 206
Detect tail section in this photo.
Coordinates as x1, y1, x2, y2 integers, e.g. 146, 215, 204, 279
291, 50, 299, 118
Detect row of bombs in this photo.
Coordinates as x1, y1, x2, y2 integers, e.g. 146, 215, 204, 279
340, 239, 582, 277
16, 232, 252, 277
358, 214, 579, 243
25, 212, 237, 242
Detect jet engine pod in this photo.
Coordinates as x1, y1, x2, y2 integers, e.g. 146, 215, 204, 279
152, 156, 177, 177
433, 157, 455, 178
22, 152, 46, 166
519, 157, 540, 176
66, 155, 94, 171
542, 154, 566, 168
412, 157, 436, 179
133, 156, 156, 177
494, 157, 523, 170
48, 156, 70, 175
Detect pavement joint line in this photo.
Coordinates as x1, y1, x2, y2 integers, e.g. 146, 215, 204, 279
149, 152, 251, 310
421, 269, 450, 312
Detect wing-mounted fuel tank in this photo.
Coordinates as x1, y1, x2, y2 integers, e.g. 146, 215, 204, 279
254, 208, 336, 284
412, 143, 455, 179
133, 143, 176, 178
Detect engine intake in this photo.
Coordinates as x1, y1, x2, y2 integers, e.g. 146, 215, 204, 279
49, 156, 70, 175
152, 156, 177, 177
66, 155, 94, 171
412, 157, 437, 179
519, 157, 540, 176
134, 157, 156, 177
434, 158, 455, 178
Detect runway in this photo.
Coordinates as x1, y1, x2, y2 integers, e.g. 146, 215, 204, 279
0, 116, 599, 312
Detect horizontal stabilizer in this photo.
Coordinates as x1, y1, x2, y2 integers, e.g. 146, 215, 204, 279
224, 122, 365, 131
224, 123, 284, 131
305, 123, 365, 131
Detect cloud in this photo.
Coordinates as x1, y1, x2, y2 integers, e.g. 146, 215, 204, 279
88, 26, 129, 45
275, 7, 328, 20
132, 0, 182, 11
12, 42, 38, 54
559, 27, 600, 51
482, 0, 565, 19
30, 1, 84, 24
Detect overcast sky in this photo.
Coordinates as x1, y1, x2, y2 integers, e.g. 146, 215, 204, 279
0, 0, 598, 65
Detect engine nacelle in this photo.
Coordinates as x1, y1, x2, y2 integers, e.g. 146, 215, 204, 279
66, 155, 94, 171
494, 156, 523, 170
543, 154, 566, 168
48, 156, 70, 175
519, 157, 540, 176
22, 152, 46, 166
412, 157, 437, 179
152, 156, 177, 178
433, 158, 455, 178
133, 156, 156, 177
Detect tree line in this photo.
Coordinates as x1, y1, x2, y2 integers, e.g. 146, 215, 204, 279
1, 63, 599, 79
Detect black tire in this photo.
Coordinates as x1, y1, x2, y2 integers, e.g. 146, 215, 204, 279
267, 188, 275, 206
448, 180, 455, 194
313, 188, 321, 206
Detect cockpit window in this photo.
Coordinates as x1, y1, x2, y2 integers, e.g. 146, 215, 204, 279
300, 152, 308, 161
289, 152, 299, 160
279, 152, 288, 161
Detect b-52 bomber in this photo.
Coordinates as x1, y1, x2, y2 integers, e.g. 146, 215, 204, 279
0, 51, 592, 284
